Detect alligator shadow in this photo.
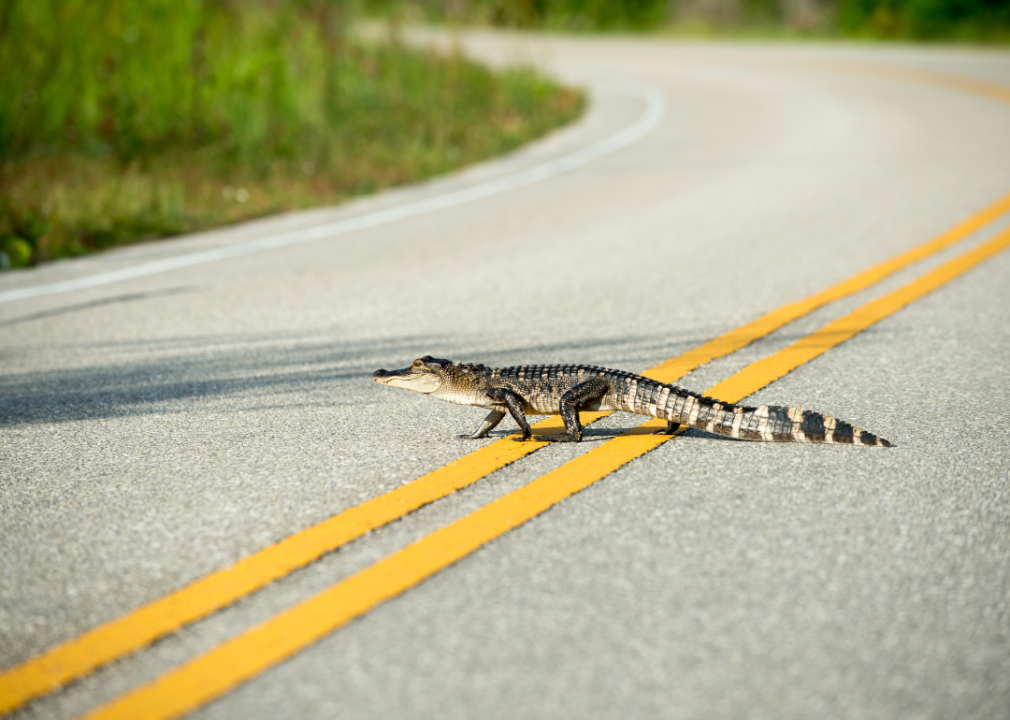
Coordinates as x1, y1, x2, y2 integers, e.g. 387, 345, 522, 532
0, 330, 718, 428
0, 332, 440, 426
593, 424, 746, 442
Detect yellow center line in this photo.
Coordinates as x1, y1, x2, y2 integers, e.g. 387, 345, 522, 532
644, 189, 1010, 383
808, 58, 1010, 108
708, 224, 1010, 403
78, 225, 1010, 720
1, 192, 1009, 717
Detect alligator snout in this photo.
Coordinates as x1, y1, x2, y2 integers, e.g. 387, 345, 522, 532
372, 369, 388, 379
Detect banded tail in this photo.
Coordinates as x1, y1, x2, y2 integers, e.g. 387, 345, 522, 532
622, 377, 892, 447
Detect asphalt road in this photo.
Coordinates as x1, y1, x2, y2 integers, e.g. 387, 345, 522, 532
2, 34, 1010, 720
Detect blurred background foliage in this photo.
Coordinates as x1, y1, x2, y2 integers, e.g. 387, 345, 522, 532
0, 0, 582, 267
385, 0, 1010, 37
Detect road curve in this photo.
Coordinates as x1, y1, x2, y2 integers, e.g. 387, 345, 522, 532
2, 35, 1010, 720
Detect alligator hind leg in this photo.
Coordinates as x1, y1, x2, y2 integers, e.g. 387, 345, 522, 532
460, 409, 506, 439
651, 421, 683, 435
487, 388, 534, 441
546, 377, 609, 443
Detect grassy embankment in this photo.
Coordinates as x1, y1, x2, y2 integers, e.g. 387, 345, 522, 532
0, 0, 583, 269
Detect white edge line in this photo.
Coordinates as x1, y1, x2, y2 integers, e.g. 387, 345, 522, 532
0, 80, 665, 306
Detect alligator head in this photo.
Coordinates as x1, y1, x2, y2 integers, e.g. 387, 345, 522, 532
372, 355, 451, 393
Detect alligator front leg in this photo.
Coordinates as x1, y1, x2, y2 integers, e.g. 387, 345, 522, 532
460, 409, 507, 439
545, 377, 609, 443
487, 388, 533, 441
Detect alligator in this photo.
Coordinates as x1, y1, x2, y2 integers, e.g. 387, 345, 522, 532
372, 356, 892, 447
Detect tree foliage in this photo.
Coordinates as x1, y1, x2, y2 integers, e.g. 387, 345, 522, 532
399, 0, 1010, 38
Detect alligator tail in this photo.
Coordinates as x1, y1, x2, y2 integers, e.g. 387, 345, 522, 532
645, 381, 892, 447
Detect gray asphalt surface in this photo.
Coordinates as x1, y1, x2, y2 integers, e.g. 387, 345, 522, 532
2, 34, 1010, 720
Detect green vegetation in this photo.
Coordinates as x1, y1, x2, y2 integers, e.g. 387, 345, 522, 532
0, 0, 583, 268
837, 0, 1010, 39
398, 0, 1010, 39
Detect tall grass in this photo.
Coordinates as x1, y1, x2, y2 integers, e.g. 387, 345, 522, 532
0, 0, 583, 267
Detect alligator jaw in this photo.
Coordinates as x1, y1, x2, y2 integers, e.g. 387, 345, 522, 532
372, 366, 442, 393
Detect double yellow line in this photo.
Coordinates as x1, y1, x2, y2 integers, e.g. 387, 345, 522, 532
84, 206, 1010, 720
2, 189, 1009, 720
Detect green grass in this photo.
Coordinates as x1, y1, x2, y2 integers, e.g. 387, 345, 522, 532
0, 0, 583, 268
